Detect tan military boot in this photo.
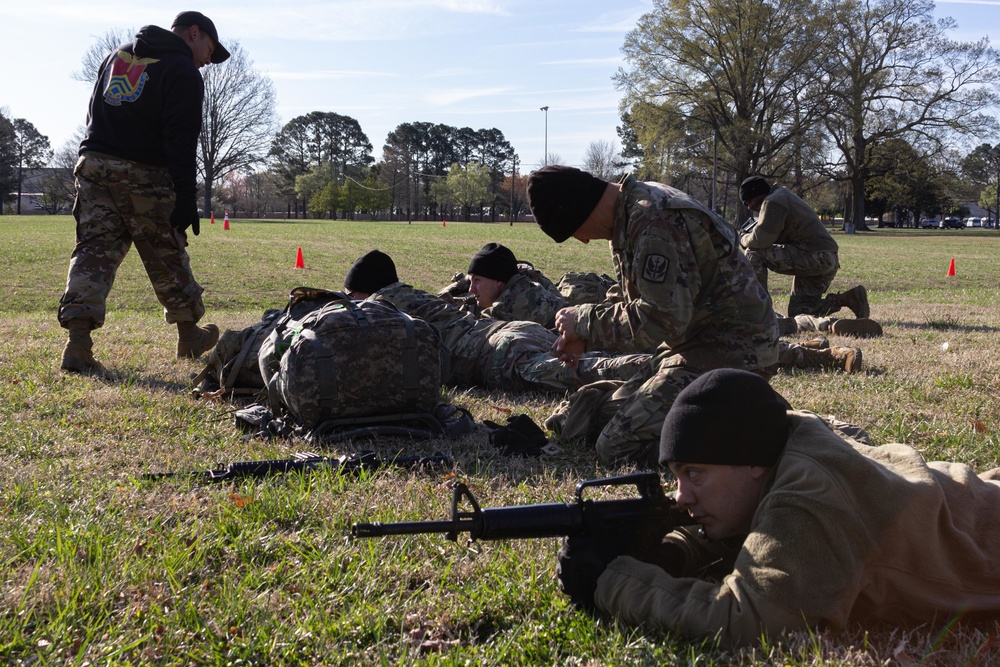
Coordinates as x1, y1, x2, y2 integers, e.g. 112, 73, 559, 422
830, 346, 862, 373
61, 320, 106, 374
798, 345, 863, 373
836, 285, 870, 318
830, 318, 883, 338
177, 321, 220, 359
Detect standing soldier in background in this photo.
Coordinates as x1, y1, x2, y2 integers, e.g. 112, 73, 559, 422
58, 11, 229, 373
526, 166, 779, 466
738, 176, 869, 319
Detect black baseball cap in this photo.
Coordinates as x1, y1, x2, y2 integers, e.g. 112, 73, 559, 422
172, 11, 231, 63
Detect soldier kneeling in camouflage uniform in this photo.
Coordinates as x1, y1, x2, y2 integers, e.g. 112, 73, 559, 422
526, 165, 780, 467
738, 176, 870, 320
344, 250, 647, 394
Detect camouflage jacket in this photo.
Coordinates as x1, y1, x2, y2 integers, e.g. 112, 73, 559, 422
572, 174, 778, 371
370, 282, 504, 385
438, 266, 567, 328
739, 185, 839, 254
482, 271, 566, 328
557, 271, 618, 307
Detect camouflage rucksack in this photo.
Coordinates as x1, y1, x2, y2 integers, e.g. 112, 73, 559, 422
193, 286, 342, 399
556, 272, 618, 306
516, 261, 559, 291
262, 296, 446, 430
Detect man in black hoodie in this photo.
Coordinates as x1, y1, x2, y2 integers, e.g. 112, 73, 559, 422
58, 11, 230, 373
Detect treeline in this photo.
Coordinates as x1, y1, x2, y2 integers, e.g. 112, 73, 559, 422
265, 114, 521, 222
614, 0, 1000, 230
8, 0, 1000, 226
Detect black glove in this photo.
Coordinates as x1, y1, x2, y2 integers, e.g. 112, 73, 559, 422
556, 534, 620, 612
482, 414, 547, 457
170, 197, 200, 236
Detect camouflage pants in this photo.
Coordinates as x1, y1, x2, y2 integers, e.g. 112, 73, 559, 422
775, 340, 809, 366
775, 313, 833, 336
593, 360, 704, 466
480, 321, 649, 393
58, 152, 205, 330
745, 246, 840, 317
546, 354, 707, 467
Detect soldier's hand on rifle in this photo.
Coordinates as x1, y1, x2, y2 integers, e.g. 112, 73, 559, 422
556, 534, 620, 613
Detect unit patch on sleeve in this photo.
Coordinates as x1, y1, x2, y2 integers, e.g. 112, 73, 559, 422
642, 254, 669, 283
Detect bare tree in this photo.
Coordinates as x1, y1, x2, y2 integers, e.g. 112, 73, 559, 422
615, 0, 829, 197
198, 41, 279, 215
583, 140, 622, 180
37, 129, 85, 213
71, 28, 135, 83
821, 0, 1000, 232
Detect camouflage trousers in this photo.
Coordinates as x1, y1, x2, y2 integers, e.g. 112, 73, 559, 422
58, 152, 205, 330
774, 340, 814, 366
745, 246, 840, 317
477, 320, 649, 393
775, 313, 834, 336
546, 353, 722, 467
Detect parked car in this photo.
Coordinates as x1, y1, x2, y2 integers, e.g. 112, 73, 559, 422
940, 217, 964, 229
920, 218, 938, 229
966, 217, 983, 228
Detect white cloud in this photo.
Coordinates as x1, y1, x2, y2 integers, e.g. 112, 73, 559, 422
541, 57, 623, 66
267, 69, 398, 81
423, 86, 518, 105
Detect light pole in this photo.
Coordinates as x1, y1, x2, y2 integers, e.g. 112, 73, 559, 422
540, 106, 549, 166
510, 154, 517, 226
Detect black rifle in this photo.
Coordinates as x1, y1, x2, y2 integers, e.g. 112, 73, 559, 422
352, 472, 694, 559
143, 451, 452, 483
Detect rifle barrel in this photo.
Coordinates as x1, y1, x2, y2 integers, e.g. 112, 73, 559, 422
351, 520, 457, 538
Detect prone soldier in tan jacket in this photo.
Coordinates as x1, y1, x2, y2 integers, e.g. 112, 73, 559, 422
559, 368, 1000, 647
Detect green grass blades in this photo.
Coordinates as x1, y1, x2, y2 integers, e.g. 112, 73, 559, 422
1, 215, 1000, 664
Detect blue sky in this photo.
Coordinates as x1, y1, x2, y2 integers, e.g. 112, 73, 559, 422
3, 0, 999, 171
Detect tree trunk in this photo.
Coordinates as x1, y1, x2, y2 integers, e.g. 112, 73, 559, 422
203, 165, 214, 219
845, 133, 870, 233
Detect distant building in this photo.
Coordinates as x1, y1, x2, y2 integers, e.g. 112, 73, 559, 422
9, 167, 73, 214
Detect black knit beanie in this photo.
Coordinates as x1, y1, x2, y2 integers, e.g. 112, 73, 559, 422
344, 250, 398, 294
739, 176, 771, 203
659, 369, 789, 467
526, 165, 609, 243
467, 243, 518, 283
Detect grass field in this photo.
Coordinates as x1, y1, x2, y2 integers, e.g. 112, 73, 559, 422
1, 215, 999, 666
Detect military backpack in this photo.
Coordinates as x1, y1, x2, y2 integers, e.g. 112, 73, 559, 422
261, 295, 446, 430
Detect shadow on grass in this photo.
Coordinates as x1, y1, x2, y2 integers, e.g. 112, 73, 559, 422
81, 367, 192, 393
891, 320, 1000, 334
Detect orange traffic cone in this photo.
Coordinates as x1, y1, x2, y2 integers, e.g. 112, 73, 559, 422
947, 258, 955, 277
223, 210, 230, 230
210, 212, 215, 224
295, 247, 305, 269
